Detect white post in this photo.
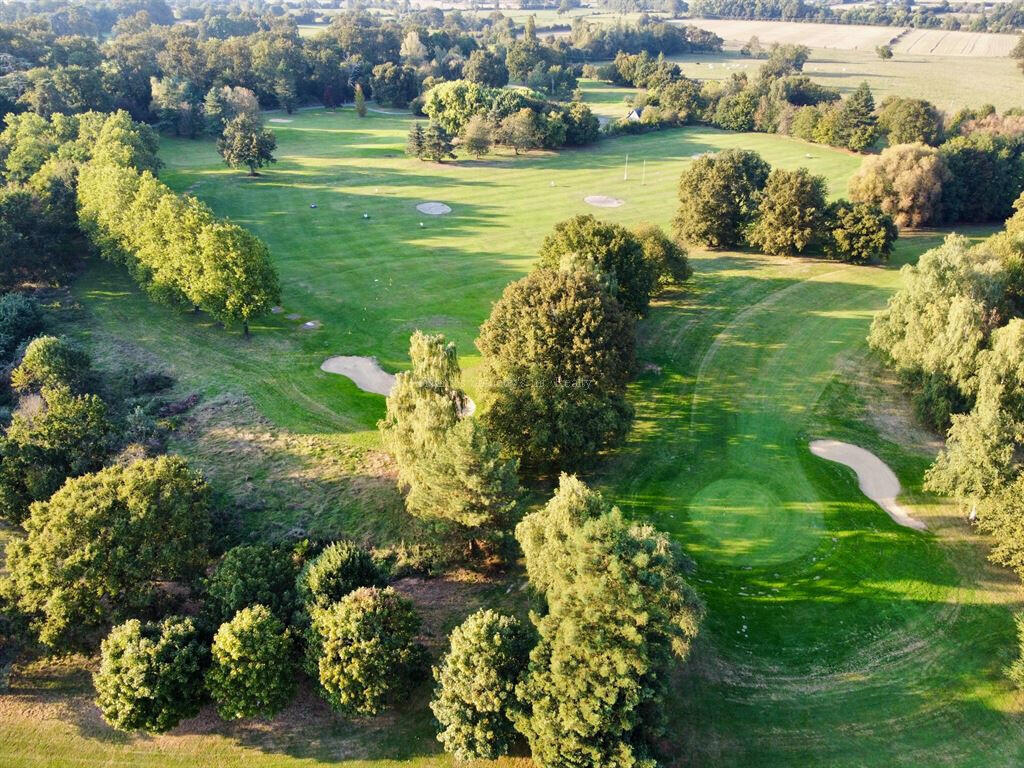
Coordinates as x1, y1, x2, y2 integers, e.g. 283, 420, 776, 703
623, 154, 629, 181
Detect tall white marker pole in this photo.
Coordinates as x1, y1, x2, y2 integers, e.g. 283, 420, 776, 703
623, 154, 629, 181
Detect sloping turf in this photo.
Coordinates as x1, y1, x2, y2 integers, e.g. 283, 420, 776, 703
3, 106, 1023, 767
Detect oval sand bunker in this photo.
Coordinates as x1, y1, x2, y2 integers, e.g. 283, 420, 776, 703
416, 202, 451, 215
584, 195, 624, 208
321, 356, 475, 415
809, 439, 927, 531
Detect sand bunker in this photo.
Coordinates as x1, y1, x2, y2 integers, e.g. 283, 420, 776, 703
584, 195, 624, 208
809, 440, 927, 531
268, 118, 293, 123
416, 202, 451, 215
321, 355, 475, 415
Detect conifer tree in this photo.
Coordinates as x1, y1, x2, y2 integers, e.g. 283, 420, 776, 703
840, 81, 879, 152
423, 121, 455, 162
405, 122, 425, 159
354, 83, 367, 117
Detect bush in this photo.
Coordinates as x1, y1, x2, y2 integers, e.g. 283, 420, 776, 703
296, 540, 384, 613
431, 609, 533, 761
824, 201, 897, 263
0, 293, 43, 361
673, 149, 770, 248
10, 335, 91, 393
634, 223, 692, 290
476, 267, 635, 471
205, 544, 298, 626
94, 616, 208, 733
311, 586, 425, 716
207, 605, 296, 720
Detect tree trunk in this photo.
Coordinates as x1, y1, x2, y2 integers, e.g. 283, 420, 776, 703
243, 320, 249, 338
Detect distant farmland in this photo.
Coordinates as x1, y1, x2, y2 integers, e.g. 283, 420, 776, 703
679, 18, 1019, 57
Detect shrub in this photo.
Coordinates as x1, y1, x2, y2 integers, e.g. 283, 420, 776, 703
94, 616, 208, 733
207, 605, 296, 720
10, 335, 90, 393
824, 201, 897, 263
311, 586, 425, 716
205, 544, 298, 626
0, 293, 43, 361
431, 609, 533, 761
296, 540, 384, 612
633, 224, 691, 290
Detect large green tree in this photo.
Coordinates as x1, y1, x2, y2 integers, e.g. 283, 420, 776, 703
878, 96, 944, 146
824, 201, 898, 263
849, 143, 950, 228
477, 267, 635, 470
748, 167, 828, 256
513, 475, 703, 768
3, 456, 211, 649
296, 540, 384, 613
204, 543, 298, 626
217, 113, 277, 176
537, 214, 658, 315
673, 149, 771, 248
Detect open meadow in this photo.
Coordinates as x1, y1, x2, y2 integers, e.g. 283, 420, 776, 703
3, 105, 1024, 767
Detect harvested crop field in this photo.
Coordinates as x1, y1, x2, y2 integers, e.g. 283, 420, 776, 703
894, 27, 1020, 57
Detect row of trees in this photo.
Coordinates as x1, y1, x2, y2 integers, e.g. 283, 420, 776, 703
868, 197, 1024, 679
674, 148, 898, 261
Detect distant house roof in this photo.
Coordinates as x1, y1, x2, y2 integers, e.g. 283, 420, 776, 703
627, 107, 643, 122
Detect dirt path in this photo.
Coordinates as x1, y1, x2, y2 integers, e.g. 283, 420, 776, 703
810, 439, 927, 531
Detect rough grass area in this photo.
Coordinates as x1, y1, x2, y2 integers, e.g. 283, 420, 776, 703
4, 106, 1024, 766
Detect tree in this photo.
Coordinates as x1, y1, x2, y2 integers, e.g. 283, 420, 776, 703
10, 334, 90, 393
206, 605, 296, 720
93, 616, 208, 733
296, 540, 384, 613
839, 82, 879, 152
204, 544, 298, 626
1013, 34, 1024, 74
464, 49, 509, 87
748, 167, 828, 256
674, 149, 771, 247
849, 143, 950, 228
217, 113, 277, 176
634, 223, 692, 290
406, 122, 425, 160
537, 214, 658, 315
939, 132, 1024, 224
496, 108, 543, 155
4, 456, 211, 649
462, 115, 493, 158
311, 586, 425, 716
513, 475, 703, 768
825, 201, 898, 263
370, 62, 418, 108
423, 121, 455, 162
476, 267, 635, 470
431, 609, 533, 761
203, 86, 260, 136
0, 385, 115, 523
564, 102, 600, 146
878, 97, 944, 146
354, 82, 367, 117
0, 293, 43, 361
400, 30, 428, 64
876, 44, 894, 60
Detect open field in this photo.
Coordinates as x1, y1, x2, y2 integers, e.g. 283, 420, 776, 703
678, 18, 1020, 57
3, 108, 1024, 766
668, 47, 1023, 112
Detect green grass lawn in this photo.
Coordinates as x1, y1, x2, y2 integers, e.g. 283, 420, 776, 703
3, 107, 1024, 767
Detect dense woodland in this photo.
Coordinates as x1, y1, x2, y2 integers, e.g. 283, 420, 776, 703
1, 1, 1024, 767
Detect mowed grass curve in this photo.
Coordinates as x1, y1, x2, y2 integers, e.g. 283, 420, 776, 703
3, 108, 1024, 767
